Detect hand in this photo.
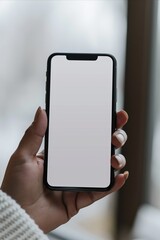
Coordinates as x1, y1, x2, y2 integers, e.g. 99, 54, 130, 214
1, 107, 128, 233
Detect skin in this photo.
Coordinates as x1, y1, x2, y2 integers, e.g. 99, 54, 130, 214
1, 108, 128, 233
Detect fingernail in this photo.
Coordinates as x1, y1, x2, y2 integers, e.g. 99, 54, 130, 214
116, 154, 126, 168
34, 106, 42, 122
117, 134, 125, 144
115, 130, 127, 146
123, 171, 129, 181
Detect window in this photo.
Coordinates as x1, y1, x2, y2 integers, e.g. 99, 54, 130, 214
116, 1, 160, 239
149, 1, 160, 208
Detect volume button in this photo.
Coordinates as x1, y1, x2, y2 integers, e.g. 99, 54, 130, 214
116, 88, 117, 102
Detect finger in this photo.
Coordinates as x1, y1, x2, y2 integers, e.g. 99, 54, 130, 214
16, 107, 47, 157
116, 110, 128, 129
93, 172, 129, 200
37, 150, 44, 160
111, 154, 126, 170
112, 129, 128, 148
105, 171, 129, 195
62, 192, 79, 220
76, 171, 129, 210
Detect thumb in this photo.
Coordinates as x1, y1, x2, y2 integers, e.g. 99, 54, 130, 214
16, 107, 47, 157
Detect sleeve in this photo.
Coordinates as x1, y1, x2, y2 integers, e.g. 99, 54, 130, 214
0, 190, 49, 240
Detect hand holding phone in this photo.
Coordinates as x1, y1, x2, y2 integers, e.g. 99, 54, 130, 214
44, 53, 117, 191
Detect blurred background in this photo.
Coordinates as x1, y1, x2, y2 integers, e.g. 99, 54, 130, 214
0, 0, 160, 239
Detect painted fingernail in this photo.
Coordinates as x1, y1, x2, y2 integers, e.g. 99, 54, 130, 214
123, 171, 129, 181
115, 130, 127, 146
116, 154, 126, 168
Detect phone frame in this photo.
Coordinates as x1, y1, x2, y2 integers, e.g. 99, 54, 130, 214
44, 53, 117, 191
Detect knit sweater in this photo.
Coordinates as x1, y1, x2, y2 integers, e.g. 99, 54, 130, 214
0, 190, 48, 240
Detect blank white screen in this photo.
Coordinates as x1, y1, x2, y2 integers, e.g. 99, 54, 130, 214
47, 55, 113, 188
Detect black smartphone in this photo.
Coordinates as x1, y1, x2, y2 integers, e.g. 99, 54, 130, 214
44, 53, 116, 191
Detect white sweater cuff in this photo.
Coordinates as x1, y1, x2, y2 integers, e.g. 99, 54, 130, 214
0, 190, 48, 240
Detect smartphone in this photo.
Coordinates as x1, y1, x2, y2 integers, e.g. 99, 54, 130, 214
44, 53, 116, 191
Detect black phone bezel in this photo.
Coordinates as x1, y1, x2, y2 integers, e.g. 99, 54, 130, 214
44, 53, 117, 192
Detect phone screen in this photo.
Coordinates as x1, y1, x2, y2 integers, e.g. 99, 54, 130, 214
45, 53, 116, 190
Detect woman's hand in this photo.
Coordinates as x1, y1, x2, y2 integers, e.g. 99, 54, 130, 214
1, 107, 128, 233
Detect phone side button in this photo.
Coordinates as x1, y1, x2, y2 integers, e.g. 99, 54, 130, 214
116, 88, 117, 102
